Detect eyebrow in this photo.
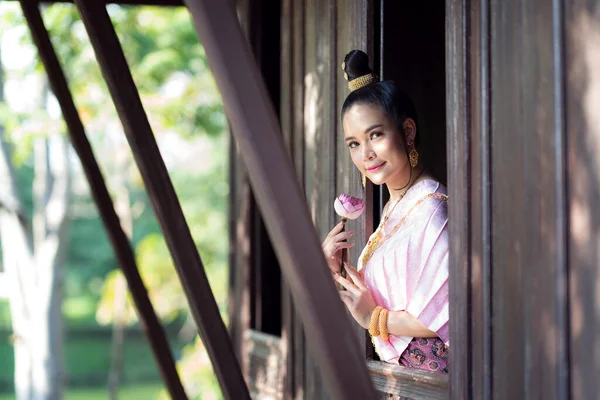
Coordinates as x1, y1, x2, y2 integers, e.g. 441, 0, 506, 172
344, 124, 384, 141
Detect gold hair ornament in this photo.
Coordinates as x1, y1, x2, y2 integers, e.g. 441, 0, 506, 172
348, 73, 379, 92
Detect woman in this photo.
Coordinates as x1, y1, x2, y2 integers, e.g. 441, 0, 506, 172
322, 50, 449, 373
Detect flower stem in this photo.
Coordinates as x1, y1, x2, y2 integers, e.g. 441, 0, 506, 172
340, 217, 348, 289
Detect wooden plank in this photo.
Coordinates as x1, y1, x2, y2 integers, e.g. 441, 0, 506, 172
489, 1, 525, 397
245, 330, 283, 399
336, 0, 372, 364
445, 0, 471, 398
18, 2, 187, 399
279, 0, 295, 398
228, 0, 254, 378
182, 1, 377, 399
303, 0, 335, 397
72, 2, 250, 398
291, 0, 307, 397
566, 1, 600, 399
228, 138, 253, 374
367, 361, 449, 400
468, 1, 492, 399
490, 0, 568, 398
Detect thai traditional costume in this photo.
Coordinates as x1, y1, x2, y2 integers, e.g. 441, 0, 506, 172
358, 179, 449, 373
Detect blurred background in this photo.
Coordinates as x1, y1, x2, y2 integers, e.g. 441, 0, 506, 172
0, 3, 228, 399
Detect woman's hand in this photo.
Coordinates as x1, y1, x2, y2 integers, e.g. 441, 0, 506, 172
334, 263, 377, 329
322, 222, 355, 273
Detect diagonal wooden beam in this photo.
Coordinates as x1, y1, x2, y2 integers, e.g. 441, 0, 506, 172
71, 1, 250, 398
183, 1, 376, 398
18, 1, 188, 399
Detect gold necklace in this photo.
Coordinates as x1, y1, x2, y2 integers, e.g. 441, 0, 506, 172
361, 192, 448, 267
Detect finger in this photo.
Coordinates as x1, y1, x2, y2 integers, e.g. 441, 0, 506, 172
334, 274, 361, 295
344, 263, 366, 290
324, 244, 353, 262
332, 230, 355, 243
334, 242, 355, 251
325, 242, 354, 260
339, 291, 353, 306
325, 222, 345, 239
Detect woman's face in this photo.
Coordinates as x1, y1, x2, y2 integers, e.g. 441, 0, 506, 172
342, 103, 414, 186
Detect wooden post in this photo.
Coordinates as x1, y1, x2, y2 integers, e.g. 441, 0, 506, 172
18, 1, 188, 399
72, 1, 250, 398
182, 1, 376, 398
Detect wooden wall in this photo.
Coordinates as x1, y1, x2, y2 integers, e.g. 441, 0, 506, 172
280, 0, 373, 398
448, 0, 600, 399
231, 0, 600, 398
234, 0, 449, 398
566, 2, 600, 399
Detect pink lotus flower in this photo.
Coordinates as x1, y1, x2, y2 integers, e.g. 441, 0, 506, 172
334, 193, 365, 220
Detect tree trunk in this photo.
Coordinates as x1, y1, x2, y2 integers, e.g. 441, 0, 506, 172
30, 130, 70, 400
0, 46, 70, 399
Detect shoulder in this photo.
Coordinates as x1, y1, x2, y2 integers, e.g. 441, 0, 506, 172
412, 180, 448, 214
408, 181, 448, 232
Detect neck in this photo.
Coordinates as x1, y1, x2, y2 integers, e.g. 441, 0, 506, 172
386, 165, 425, 201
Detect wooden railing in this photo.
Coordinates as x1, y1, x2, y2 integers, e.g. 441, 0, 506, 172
244, 330, 449, 400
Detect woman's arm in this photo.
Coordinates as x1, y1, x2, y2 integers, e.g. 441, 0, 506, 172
386, 310, 438, 338
334, 264, 440, 339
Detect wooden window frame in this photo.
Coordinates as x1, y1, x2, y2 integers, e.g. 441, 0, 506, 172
359, 1, 452, 398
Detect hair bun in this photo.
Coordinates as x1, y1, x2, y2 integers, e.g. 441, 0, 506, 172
343, 50, 372, 81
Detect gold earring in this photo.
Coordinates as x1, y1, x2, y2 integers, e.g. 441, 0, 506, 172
409, 148, 419, 168
362, 174, 367, 188
407, 139, 419, 168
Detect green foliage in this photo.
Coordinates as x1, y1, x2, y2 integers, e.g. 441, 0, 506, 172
96, 135, 230, 326
1, 3, 231, 396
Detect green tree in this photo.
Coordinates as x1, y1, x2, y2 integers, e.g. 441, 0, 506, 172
1, 3, 228, 399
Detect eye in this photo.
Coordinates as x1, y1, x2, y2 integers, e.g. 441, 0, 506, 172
348, 141, 359, 149
370, 131, 383, 139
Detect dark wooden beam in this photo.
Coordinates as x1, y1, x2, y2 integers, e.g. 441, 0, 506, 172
71, 1, 250, 398
18, 1, 188, 399
446, 0, 472, 398
182, 1, 376, 399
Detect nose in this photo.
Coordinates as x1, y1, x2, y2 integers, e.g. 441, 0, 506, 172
362, 141, 375, 162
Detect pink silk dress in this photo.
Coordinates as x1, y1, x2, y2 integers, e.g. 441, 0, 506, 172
358, 179, 449, 372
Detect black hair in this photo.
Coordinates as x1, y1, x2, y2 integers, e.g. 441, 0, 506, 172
341, 50, 420, 147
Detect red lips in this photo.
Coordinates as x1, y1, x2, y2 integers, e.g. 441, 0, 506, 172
367, 162, 386, 172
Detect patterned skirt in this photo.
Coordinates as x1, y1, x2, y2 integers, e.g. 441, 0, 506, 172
399, 337, 449, 374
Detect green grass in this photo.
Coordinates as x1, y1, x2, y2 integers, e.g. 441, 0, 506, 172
0, 298, 187, 391
0, 332, 185, 388
0, 383, 165, 400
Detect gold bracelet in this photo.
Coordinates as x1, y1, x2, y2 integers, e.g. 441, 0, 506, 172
368, 306, 383, 337
379, 308, 389, 341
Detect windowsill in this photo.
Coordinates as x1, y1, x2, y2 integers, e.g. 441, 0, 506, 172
367, 360, 449, 399
244, 330, 449, 399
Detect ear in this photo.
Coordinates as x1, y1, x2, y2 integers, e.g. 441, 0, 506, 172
402, 118, 417, 143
